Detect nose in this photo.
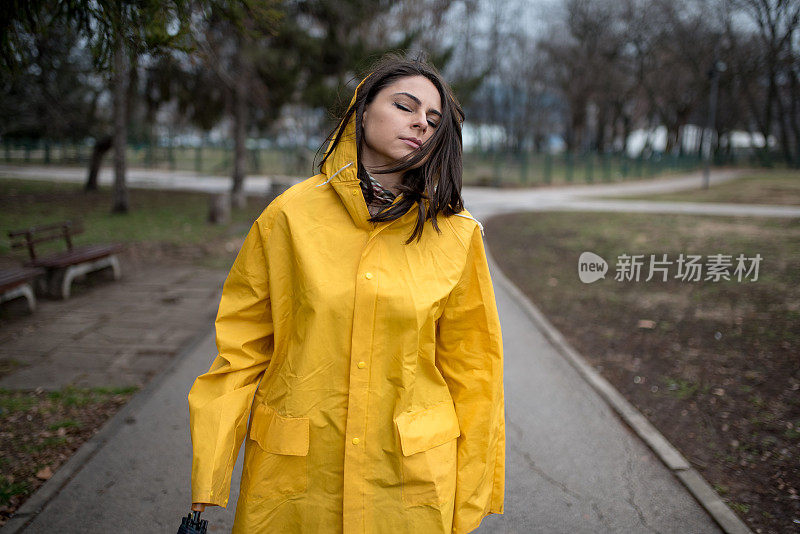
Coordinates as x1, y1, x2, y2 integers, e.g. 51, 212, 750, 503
411, 111, 427, 134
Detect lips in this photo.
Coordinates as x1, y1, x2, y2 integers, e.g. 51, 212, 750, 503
400, 137, 422, 149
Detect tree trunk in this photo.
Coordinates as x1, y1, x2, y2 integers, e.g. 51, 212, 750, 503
759, 66, 777, 167
665, 124, 677, 155
566, 104, 584, 153
621, 114, 631, 155
595, 104, 608, 153
789, 82, 800, 169
230, 53, 248, 210
85, 136, 113, 191
787, 67, 800, 169
111, 34, 129, 213
790, 68, 800, 168
775, 92, 794, 167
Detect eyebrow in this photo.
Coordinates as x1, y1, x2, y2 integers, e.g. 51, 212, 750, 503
392, 92, 442, 118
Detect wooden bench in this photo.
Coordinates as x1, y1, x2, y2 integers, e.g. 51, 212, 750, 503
0, 267, 45, 313
8, 221, 124, 299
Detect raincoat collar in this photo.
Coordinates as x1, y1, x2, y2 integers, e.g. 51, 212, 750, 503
317, 74, 413, 231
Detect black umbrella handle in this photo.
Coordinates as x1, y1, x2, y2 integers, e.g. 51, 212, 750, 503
177, 510, 208, 534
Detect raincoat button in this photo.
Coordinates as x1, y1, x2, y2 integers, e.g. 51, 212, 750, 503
364, 272, 373, 279
352, 437, 360, 445
351, 189, 358, 195
357, 361, 366, 368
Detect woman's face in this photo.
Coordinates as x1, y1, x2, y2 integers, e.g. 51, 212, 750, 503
360, 75, 442, 170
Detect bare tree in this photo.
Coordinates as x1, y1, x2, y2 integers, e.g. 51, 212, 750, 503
725, 0, 800, 166
538, 0, 621, 152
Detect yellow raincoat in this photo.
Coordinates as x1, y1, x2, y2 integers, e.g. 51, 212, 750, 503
188, 77, 505, 533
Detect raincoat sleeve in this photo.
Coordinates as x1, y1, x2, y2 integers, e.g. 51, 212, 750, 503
436, 224, 505, 534
188, 218, 273, 507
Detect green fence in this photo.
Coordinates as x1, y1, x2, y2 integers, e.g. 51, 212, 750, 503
3, 138, 745, 186
0, 139, 317, 178
461, 150, 712, 186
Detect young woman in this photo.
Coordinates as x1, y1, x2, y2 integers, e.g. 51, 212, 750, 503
187, 52, 505, 534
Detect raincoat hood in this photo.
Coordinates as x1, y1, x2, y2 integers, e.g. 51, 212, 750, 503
319, 75, 370, 185
316, 73, 415, 231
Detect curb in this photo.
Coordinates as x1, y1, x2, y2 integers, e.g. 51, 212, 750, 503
483, 238, 754, 534
1, 326, 215, 534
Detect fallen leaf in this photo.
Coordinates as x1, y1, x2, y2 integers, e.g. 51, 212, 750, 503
36, 466, 53, 480
637, 319, 656, 329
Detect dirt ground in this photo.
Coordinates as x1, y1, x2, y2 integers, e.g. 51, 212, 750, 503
485, 210, 799, 534
0, 387, 137, 524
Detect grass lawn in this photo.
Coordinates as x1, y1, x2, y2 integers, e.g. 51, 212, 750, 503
485, 210, 799, 534
596, 169, 800, 205
0, 178, 272, 270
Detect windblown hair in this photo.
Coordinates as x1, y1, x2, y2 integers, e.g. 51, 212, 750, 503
317, 51, 466, 244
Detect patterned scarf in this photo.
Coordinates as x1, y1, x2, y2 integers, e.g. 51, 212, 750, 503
360, 170, 397, 207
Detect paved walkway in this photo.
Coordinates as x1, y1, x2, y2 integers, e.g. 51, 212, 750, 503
463, 168, 800, 218
0, 163, 290, 195
4, 166, 792, 533
3, 164, 798, 219
0, 260, 226, 391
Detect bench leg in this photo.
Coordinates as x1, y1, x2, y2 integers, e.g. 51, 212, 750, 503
20, 284, 36, 312
51, 255, 123, 299
61, 266, 77, 299
107, 254, 122, 280
0, 283, 37, 313
84, 255, 122, 284
46, 269, 67, 299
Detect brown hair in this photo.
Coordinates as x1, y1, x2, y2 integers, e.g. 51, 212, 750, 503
317, 51, 466, 243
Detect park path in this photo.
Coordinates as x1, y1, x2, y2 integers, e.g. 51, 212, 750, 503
0, 163, 283, 195
0, 263, 226, 391
4, 165, 791, 533
462, 167, 800, 218
3, 164, 798, 218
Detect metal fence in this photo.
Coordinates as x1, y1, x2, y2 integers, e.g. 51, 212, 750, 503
2, 138, 749, 186
462, 150, 711, 186
1, 139, 316, 178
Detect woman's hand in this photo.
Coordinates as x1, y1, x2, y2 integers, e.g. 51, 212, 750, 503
191, 502, 215, 512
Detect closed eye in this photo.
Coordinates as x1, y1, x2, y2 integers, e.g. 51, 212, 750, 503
394, 102, 439, 128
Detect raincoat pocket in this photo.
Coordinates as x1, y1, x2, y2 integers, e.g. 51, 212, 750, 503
395, 401, 461, 506
244, 403, 309, 500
